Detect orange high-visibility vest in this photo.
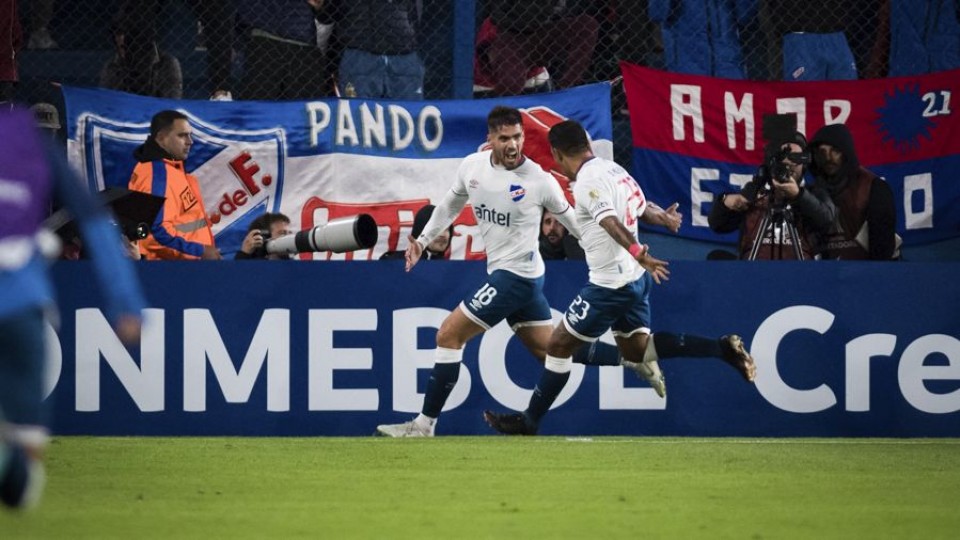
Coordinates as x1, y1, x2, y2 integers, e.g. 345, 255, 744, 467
129, 159, 214, 260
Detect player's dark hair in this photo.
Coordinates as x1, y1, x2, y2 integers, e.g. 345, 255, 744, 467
247, 212, 291, 233
548, 120, 591, 156
487, 106, 523, 132
150, 110, 189, 139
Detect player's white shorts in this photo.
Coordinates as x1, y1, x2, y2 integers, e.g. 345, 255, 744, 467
459, 270, 553, 330
562, 272, 652, 341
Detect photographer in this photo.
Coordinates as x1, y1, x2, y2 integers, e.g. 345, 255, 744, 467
709, 132, 836, 260
235, 212, 292, 260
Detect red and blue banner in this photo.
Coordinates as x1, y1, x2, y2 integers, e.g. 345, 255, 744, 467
62, 84, 614, 259
621, 62, 960, 245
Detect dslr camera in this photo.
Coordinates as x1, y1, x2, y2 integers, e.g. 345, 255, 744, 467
250, 228, 275, 259
745, 114, 810, 202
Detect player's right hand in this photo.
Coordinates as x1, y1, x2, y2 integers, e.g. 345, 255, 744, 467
637, 251, 670, 284
404, 235, 423, 272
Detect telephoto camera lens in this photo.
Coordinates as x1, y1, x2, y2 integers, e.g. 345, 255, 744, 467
264, 214, 378, 255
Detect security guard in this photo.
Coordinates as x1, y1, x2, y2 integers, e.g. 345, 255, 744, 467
128, 110, 220, 260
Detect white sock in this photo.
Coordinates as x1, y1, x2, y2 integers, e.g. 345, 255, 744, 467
643, 335, 660, 364
414, 414, 436, 431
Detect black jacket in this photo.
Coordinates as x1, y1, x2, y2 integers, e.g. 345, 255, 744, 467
810, 124, 898, 260
539, 234, 585, 261
709, 175, 836, 259
330, 0, 418, 55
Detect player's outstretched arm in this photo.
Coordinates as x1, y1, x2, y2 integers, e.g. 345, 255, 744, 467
409, 188, 468, 272
49, 141, 147, 342
640, 202, 682, 234
599, 216, 670, 283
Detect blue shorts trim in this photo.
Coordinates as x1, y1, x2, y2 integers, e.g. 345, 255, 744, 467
460, 270, 552, 330
561, 273, 652, 341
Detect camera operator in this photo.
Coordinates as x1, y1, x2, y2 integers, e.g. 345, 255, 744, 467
235, 212, 292, 260
709, 132, 836, 260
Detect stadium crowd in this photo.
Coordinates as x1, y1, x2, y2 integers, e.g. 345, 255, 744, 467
4, 0, 946, 261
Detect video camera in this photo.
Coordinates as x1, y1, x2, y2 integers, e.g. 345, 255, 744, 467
258, 214, 378, 257
746, 114, 811, 201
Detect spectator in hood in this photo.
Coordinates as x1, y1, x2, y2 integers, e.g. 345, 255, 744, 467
809, 123, 899, 260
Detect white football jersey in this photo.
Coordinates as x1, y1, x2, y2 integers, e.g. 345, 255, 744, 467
573, 156, 648, 288
420, 150, 574, 278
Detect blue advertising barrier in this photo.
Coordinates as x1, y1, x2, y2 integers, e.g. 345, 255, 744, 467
46, 261, 960, 437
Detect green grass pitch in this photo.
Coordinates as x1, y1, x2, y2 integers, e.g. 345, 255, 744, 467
3, 437, 959, 539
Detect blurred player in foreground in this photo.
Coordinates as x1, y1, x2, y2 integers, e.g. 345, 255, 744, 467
484, 120, 756, 435
0, 108, 146, 509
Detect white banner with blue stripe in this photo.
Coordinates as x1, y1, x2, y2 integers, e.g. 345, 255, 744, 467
63, 85, 614, 259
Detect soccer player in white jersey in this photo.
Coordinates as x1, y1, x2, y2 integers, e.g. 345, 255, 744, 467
375, 106, 587, 437
484, 120, 757, 435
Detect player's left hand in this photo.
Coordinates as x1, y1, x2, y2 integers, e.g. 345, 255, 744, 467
637, 251, 670, 284
404, 235, 423, 272
114, 314, 142, 345
662, 202, 682, 234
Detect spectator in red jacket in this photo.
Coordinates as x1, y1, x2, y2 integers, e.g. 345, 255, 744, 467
475, 1, 599, 96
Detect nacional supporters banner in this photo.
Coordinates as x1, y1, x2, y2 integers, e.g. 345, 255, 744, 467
62, 84, 614, 259
620, 62, 960, 245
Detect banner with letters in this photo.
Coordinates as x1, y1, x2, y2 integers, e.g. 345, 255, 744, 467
45, 261, 960, 437
62, 85, 614, 259
620, 62, 960, 245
